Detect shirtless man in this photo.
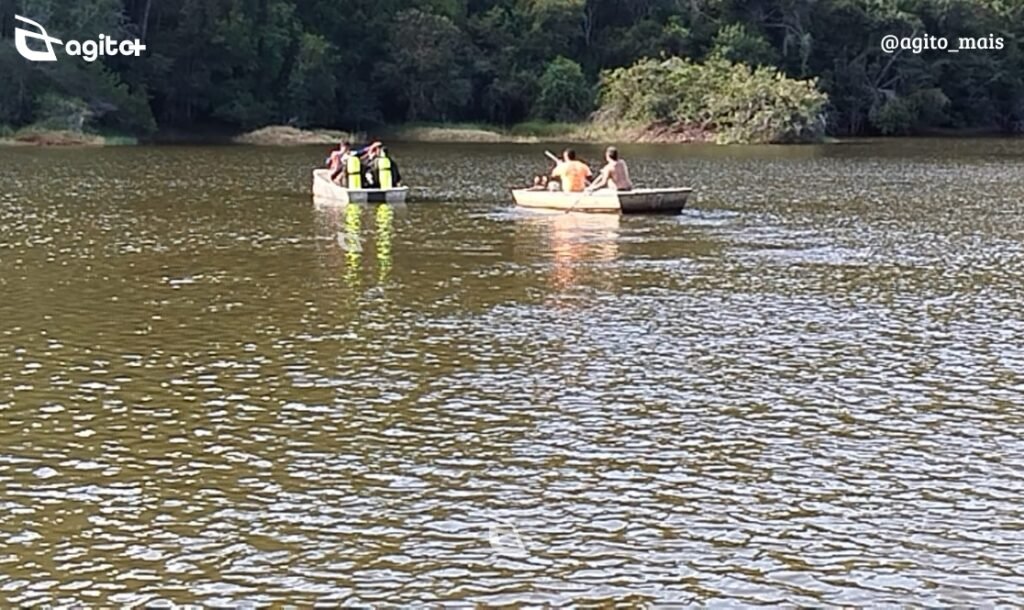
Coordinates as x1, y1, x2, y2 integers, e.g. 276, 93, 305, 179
586, 146, 633, 193
327, 142, 352, 185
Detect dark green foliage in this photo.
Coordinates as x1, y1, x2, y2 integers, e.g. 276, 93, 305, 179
533, 56, 592, 121
0, 0, 1021, 136
710, 23, 777, 67
376, 9, 473, 121
597, 57, 828, 143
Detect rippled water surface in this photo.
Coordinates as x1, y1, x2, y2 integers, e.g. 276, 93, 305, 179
1, 139, 1023, 606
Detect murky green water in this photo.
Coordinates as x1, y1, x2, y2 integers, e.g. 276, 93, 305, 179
1, 139, 1023, 606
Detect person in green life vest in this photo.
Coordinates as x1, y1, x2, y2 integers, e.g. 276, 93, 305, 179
365, 146, 402, 189
328, 142, 363, 189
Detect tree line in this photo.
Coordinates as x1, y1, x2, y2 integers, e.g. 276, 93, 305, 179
1, 0, 1022, 138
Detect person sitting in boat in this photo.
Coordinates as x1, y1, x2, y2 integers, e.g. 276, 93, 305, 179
329, 143, 364, 189
585, 146, 633, 193
326, 142, 349, 173
376, 146, 402, 188
358, 144, 398, 189
550, 148, 592, 193
358, 141, 384, 166
527, 175, 550, 191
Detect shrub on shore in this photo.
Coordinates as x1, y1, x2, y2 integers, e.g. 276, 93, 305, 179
595, 57, 828, 144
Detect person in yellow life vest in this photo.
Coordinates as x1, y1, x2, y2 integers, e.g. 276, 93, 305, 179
377, 151, 393, 189
365, 146, 402, 189
345, 153, 363, 189
328, 142, 363, 188
377, 148, 402, 189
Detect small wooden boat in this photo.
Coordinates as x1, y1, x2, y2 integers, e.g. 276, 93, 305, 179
512, 187, 692, 214
312, 169, 409, 204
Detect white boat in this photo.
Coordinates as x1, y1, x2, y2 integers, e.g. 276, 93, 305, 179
312, 169, 409, 204
512, 187, 692, 214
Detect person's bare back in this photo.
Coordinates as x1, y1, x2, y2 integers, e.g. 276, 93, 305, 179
588, 147, 632, 192
603, 158, 632, 191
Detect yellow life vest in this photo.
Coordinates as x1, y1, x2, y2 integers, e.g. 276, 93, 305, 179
377, 154, 393, 189
346, 155, 362, 189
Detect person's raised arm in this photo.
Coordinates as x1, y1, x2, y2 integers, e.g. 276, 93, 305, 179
586, 165, 609, 192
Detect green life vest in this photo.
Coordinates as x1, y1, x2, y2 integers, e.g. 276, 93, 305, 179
346, 155, 362, 189
377, 154, 393, 189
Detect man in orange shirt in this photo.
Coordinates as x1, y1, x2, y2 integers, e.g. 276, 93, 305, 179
550, 148, 592, 193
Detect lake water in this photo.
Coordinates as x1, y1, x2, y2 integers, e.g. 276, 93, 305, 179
1, 139, 1023, 606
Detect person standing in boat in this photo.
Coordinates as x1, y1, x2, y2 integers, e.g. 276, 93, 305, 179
550, 148, 592, 193
585, 146, 632, 193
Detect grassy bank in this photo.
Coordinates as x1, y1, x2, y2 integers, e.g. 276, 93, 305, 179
383, 121, 584, 143
383, 121, 723, 144
0, 125, 138, 146
1, 121, 840, 148
232, 125, 364, 145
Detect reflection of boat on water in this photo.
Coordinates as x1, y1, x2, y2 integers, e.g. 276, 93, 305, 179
375, 204, 394, 280
313, 202, 396, 285
517, 210, 621, 292
511, 187, 692, 214
312, 169, 409, 204
540, 210, 620, 261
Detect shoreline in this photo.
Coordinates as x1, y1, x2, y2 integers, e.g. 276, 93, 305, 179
2, 123, 1018, 148
0, 129, 135, 147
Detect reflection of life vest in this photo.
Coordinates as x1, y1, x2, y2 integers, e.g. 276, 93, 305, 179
377, 154, 393, 189
346, 155, 362, 189
344, 203, 362, 282
376, 204, 393, 281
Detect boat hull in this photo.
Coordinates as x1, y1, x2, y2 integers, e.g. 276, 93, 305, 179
312, 169, 409, 204
511, 187, 691, 214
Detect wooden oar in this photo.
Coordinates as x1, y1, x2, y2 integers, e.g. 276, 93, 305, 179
564, 190, 589, 214
544, 150, 560, 164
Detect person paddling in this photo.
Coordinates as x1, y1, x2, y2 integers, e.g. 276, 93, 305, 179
550, 148, 592, 193
585, 146, 632, 193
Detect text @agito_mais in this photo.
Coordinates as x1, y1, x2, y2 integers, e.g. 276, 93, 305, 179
881, 34, 1005, 54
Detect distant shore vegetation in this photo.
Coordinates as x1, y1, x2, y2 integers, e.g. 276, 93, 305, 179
1, 1, 1021, 145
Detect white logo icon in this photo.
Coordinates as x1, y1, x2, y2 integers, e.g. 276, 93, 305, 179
14, 15, 63, 62
337, 231, 364, 252
488, 520, 527, 557
13, 14, 147, 63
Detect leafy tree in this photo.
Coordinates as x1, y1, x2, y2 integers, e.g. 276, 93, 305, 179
286, 33, 337, 127
710, 23, 778, 67
533, 56, 592, 121
377, 9, 473, 121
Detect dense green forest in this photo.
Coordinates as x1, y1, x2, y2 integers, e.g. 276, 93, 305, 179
1, 0, 1022, 140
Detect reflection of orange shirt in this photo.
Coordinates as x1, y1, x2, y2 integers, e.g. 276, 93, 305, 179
551, 161, 592, 192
